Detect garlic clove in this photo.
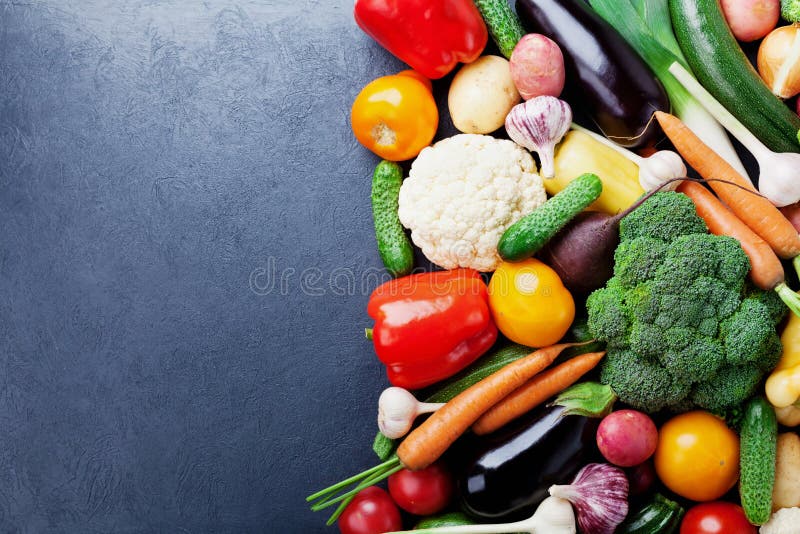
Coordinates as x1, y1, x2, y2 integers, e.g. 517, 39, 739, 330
758, 24, 800, 99
758, 152, 800, 206
548, 463, 628, 534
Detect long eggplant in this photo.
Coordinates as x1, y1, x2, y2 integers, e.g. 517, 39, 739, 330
456, 383, 615, 522
515, 0, 669, 148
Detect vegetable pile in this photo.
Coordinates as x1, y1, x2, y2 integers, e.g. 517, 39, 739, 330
308, 0, 800, 532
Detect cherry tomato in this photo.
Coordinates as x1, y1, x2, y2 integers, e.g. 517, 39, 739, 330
488, 258, 575, 347
351, 73, 438, 161
387, 461, 453, 515
654, 411, 739, 502
680, 501, 756, 534
338, 486, 402, 534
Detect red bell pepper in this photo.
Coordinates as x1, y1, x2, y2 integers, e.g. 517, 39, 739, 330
367, 269, 498, 389
353, 0, 488, 80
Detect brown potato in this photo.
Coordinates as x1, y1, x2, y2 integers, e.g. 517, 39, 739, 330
773, 432, 800, 511
448, 56, 520, 135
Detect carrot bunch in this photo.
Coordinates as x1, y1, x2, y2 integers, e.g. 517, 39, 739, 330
307, 343, 604, 524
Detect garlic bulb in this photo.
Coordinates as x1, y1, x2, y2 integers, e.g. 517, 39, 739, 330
758, 24, 800, 99
637, 150, 687, 192
377, 387, 443, 439
506, 96, 572, 179
549, 463, 629, 534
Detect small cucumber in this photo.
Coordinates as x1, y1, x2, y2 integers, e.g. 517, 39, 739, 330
498, 173, 603, 261
739, 396, 778, 525
373, 343, 532, 460
371, 161, 414, 277
413, 512, 475, 529
474, 0, 525, 58
617, 493, 684, 534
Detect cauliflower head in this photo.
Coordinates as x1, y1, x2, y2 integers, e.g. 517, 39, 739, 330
398, 134, 546, 272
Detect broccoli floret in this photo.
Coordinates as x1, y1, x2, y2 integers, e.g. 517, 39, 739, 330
721, 299, 782, 368
744, 283, 788, 325
657, 234, 722, 281
715, 236, 751, 288
619, 192, 707, 242
659, 336, 724, 383
600, 349, 691, 412
782, 0, 800, 22
613, 237, 667, 288
690, 365, 763, 413
586, 191, 784, 414
586, 285, 630, 347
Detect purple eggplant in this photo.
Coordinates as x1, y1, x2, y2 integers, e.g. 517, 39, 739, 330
515, 0, 669, 148
456, 382, 616, 522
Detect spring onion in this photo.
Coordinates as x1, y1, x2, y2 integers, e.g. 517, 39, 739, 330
670, 62, 800, 206
587, 0, 750, 181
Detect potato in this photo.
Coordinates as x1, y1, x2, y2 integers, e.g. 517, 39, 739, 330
775, 405, 800, 427
772, 432, 800, 511
510, 34, 565, 100
448, 56, 520, 134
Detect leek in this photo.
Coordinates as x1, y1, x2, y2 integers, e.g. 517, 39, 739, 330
587, 0, 750, 181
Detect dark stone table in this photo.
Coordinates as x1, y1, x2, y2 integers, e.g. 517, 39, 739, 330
0, 1, 412, 531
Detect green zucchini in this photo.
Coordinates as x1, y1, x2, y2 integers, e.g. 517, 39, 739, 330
739, 396, 778, 525
670, 0, 800, 152
617, 493, 684, 534
474, 0, 525, 59
498, 173, 603, 261
371, 160, 414, 277
413, 512, 476, 529
373, 343, 532, 460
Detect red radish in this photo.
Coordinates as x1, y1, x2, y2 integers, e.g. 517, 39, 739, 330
597, 410, 658, 467
720, 0, 779, 42
625, 461, 656, 497
509, 34, 565, 100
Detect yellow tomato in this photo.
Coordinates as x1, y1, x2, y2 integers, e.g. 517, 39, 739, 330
350, 73, 438, 161
655, 411, 740, 501
488, 258, 575, 347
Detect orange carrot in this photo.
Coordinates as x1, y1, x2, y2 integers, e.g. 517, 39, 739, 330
472, 351, 606, 436
655, 111, 800, 259
396, 342, 579, 471
679, 181, 786, 291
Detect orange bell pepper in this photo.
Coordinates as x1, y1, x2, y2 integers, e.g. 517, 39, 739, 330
351, 73, 438, 161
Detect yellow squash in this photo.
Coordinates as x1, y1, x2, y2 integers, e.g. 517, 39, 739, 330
766, 311, 800, 408
550, 130, 643, 214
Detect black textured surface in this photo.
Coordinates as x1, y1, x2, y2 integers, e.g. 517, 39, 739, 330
0, 1, 413, 531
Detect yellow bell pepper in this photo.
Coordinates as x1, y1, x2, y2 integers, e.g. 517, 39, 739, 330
550, 130, 643, 214
487, 258, 575, 347
766, 311, 800, 408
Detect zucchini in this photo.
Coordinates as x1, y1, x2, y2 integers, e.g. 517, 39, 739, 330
617, 493, 684, 534
474, 0, 525, 59
670, 0, 800, 152
498, 173, 602, 261
371, 160, 414, 277
739, 396, 778, 525
373, 343, 532, 460
413, 512, 475, 529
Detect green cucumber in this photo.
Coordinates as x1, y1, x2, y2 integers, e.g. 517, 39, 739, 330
670, 0, 800, 152
617, 493, 684, 534
371, 160, 414, 277
473, 0, 525, 59
373, 343, 532, 460
739, 396, 778, 525
498, 173, 603, 261
414, 512, 476, 529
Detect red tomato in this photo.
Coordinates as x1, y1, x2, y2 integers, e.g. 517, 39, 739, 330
338, 486, 402, 534
680, 501, 756, 534
387, 461, 453, 515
